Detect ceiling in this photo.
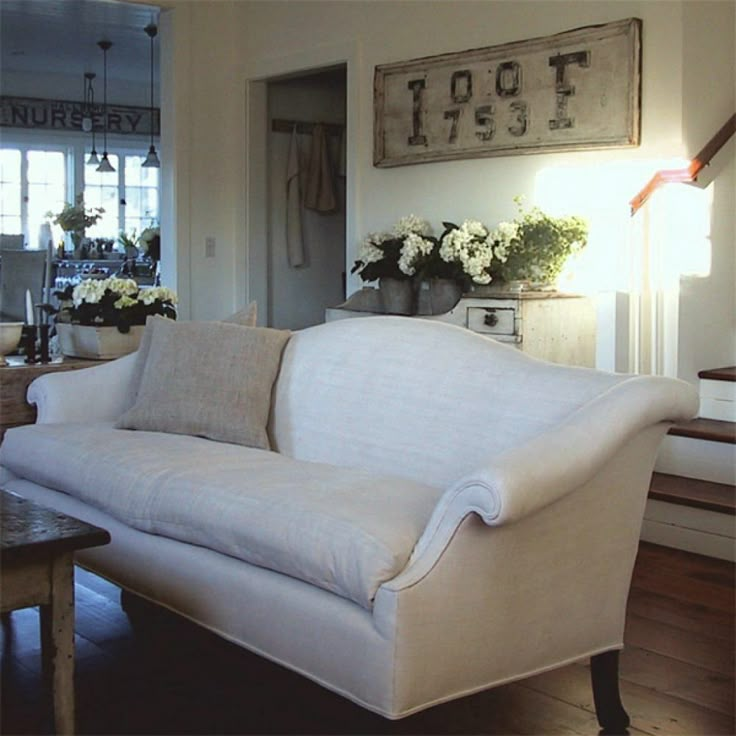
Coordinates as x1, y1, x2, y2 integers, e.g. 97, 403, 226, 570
1, 0, 160, 86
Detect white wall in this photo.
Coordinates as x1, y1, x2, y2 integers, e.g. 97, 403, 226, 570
154, 0, 733, 381
267, 73, 346, 329
677, 0, 735, 384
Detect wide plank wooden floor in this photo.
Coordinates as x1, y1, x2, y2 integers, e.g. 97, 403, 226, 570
1, 542, 734, 735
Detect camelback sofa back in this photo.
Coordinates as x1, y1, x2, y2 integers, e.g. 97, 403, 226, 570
0, 317, 698, 730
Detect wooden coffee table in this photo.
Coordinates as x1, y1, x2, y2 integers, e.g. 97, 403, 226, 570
0, 490, 110, 734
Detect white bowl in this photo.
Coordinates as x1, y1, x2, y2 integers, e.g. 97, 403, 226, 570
0, 322, 24, 365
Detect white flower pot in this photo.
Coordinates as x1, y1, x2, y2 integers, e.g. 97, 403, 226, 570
56, 323, 144, 360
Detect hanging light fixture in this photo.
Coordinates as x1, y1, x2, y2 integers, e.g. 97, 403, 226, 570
142, 23, 160, 168
83, 72, 100, 165
96, 40, 115, 173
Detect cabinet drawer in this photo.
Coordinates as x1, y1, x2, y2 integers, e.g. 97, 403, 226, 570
467, 306, 516, 335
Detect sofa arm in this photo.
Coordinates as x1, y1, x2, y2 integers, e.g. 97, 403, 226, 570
403, 374, 698, 573
28, 352, 139, 424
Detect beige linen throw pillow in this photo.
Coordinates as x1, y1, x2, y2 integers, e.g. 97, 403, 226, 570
126, 302, 258, 407
116, 318, 290, 450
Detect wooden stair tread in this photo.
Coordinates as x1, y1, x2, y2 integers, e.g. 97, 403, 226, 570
668, 418, 736, 444
698, 366, 736, 382
649, 472, 735, 515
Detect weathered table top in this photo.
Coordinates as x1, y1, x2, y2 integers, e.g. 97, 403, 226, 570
0, 490, 110, 564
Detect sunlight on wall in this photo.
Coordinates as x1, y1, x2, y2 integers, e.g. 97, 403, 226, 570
533, 158, 692, 293
654, 183, 713, 280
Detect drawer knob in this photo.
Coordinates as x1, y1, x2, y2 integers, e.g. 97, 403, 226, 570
484, 310, 498, 327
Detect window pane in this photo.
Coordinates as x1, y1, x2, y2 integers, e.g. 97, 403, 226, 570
26, 151, 66, 249
0, 149, 21, 184
84, 154, 119, 238
0, 149, 22, 237
27, 150, 65, 184
124, 154, 159, 235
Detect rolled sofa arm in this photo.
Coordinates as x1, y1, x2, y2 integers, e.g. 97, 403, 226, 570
400, 374, 698, 578
28, 352, 138, 424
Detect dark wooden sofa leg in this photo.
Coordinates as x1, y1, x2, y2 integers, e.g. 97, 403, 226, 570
590, 650, 630, 734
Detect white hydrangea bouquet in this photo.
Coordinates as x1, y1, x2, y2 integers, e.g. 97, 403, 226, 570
50, 277, 177, 333
351, 215, 436, 282
431, 219, 509, 286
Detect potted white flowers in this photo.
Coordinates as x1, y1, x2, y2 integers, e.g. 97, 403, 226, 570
351, 215, 435, 314
351, 203, 588, 315
50, 277, 176, 359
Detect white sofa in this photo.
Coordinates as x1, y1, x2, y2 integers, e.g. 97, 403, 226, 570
0, 316, 698, 731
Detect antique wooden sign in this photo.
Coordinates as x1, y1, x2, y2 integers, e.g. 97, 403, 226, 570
0, 95, 159, 136
374, 18, 641, 167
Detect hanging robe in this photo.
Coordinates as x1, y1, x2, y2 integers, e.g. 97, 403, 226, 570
304, 123, 337, 213
286, 124, 305, 267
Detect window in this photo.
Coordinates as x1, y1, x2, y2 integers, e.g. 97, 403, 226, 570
84, 153, 159, 241
0, 146, 67, 248
0, 139, 159, 250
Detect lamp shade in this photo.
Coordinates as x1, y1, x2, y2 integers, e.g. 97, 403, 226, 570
97, 154, 115, 173
142, 145, 160, 168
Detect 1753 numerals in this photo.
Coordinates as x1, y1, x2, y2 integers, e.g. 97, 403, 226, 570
406, 50, 589, 147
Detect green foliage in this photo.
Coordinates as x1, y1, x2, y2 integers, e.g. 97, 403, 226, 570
495, 201, 588, 285
48, 194, 104, 235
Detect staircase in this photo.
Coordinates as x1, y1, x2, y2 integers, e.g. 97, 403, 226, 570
643, 366, 736, 561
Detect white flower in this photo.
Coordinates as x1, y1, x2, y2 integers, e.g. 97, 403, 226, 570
114, 295, 137, 309
398, 233, 434, 276
464, 220, 488, 238
105, 277, 139, 296
392, 214, 431, 238
72, 279, 105, 306
140, 286, 177, 305
357, 233, 387, 265
439, 220, 498, 284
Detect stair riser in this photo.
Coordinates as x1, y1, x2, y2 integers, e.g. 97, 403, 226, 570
641, 514, 736, 562
699, 378, 736, 420
655, 435, 736, 485
700, 378, 736, 400
699, 397, 736, 422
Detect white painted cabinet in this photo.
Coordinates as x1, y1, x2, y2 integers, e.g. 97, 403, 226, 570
326, 288, 596, 367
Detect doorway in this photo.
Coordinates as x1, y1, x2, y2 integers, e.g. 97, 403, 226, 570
264, 66, 347, 330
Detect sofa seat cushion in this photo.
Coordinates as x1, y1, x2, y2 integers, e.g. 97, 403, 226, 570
0, 423, 444, 609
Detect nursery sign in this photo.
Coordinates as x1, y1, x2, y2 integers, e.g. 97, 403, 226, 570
0, 95, 159, 136
374, 18, 641, 167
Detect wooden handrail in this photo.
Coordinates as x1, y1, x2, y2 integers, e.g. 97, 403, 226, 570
630, 113, 736, 215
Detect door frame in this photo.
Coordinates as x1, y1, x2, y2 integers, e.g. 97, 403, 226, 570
243, 42, 360, 326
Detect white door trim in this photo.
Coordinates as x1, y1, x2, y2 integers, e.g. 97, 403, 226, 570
243, 42, 361, 326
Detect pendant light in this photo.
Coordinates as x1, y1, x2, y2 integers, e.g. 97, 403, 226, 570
83, 72, 100, 165
96, 40, 115, 173
142, 23, 160, 168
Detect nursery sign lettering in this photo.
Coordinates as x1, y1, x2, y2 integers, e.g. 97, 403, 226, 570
374, 18, 641, 167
